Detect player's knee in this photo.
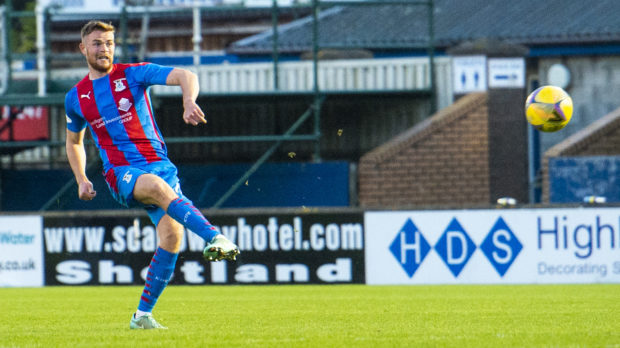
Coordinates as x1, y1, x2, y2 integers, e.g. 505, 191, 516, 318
137, 175, 175, 206
149, 180, 170, 200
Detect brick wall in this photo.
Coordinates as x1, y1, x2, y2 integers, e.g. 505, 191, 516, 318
358, 93, 490, 208
541, 106, 620, 202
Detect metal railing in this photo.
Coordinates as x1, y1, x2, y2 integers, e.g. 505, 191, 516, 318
44, 56, 450, 96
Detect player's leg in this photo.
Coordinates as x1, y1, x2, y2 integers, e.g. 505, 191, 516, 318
106, 164, 236, 329
166, 194, 240, 261
133, 172, 239, 261
132, 173, 219, 240
130, 215, 182, 330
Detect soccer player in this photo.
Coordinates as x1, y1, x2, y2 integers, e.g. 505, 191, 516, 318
64, 20, 240, 330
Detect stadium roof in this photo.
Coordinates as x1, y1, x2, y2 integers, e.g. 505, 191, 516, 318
228, 0, 620, 54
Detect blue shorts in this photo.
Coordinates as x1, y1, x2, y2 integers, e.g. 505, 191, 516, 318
104, 159, 187, 226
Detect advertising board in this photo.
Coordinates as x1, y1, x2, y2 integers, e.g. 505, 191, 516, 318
0, 106, 49, 142
43, 211, 364, 285
0, 216, 44, 287
365, 208, 620, 284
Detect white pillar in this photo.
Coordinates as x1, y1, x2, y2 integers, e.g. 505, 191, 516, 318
192, 1, 202, 67
0, 6, 7, 95
36, 5, 46, 96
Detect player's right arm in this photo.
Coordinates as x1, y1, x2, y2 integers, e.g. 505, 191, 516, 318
65, 88, 96, 201
66, 128, 97, 201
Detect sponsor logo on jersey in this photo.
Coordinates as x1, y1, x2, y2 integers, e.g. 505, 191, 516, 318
118, 98, 132, 112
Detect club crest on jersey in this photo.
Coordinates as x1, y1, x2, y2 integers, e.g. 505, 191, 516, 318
118, 98, 132, 112
113, 78, 127, 92
122, 171, 132, 184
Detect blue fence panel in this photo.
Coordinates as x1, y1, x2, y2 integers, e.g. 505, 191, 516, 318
0, 161, 350, 211
548, 156, 620, 203
1, 169, 73, 211
178, 161, 350, 208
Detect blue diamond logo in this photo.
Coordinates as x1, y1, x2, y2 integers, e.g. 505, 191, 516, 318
480, 217, 523, 277
389, 219, 431, 278
435, 218, 476, 277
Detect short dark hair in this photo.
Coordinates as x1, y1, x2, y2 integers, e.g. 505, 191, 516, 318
80, 21, 115, 39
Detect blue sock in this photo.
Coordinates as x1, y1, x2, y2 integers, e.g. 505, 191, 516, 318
137, 247, 178, 313
166, 196, 220, 242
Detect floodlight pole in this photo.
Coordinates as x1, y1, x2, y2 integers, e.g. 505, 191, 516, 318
192, 0, 202, 67
1, 0, 13, 94
312, 0, 319, 95
271, 0, 279, 90
120, 1, 129, 63
0, 6, 5, 95
36, 4, 46, 96
44, 7, 52, 90
427, 0, 436, 114
312, 0, 321, 162
138, 2, 151, 62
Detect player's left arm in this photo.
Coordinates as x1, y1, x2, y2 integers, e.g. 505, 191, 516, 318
166, 68, 206, 126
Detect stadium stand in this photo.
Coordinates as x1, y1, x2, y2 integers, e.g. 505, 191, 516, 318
4, 0, 620, 209
48, 7, 311, 68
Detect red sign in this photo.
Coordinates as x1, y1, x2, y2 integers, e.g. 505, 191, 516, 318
0, 106, 49, 141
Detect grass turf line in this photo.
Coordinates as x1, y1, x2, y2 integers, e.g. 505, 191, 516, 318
0, 284, 619, 347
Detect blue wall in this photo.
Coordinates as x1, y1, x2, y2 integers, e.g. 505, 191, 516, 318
178, 161, 349, 208
1, 169, 74, 211
548, 156, 620, 203
1, 161, 350, 211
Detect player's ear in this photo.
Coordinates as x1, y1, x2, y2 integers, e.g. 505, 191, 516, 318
79, 41, 86, 55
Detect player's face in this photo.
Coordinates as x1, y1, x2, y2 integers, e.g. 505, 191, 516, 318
80, 30, 115, 75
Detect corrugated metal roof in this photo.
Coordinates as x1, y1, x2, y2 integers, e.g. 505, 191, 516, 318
229, 0, 620, 54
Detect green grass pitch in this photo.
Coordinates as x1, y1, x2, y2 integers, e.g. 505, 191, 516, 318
1, 284, 619, 347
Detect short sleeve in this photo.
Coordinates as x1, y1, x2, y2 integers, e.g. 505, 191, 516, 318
127, 63, 174, 86
64, 89, 87, 132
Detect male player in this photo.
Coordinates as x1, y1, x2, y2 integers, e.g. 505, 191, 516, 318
65, 21, 239, 330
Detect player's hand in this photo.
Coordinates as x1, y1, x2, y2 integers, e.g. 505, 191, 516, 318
78, 180, 97, 201
183, 100, 206, 126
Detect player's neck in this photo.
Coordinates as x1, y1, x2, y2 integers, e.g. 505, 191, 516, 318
88, 64, 114, 80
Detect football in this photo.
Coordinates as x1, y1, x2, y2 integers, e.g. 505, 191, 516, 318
525, 85, 573, 132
